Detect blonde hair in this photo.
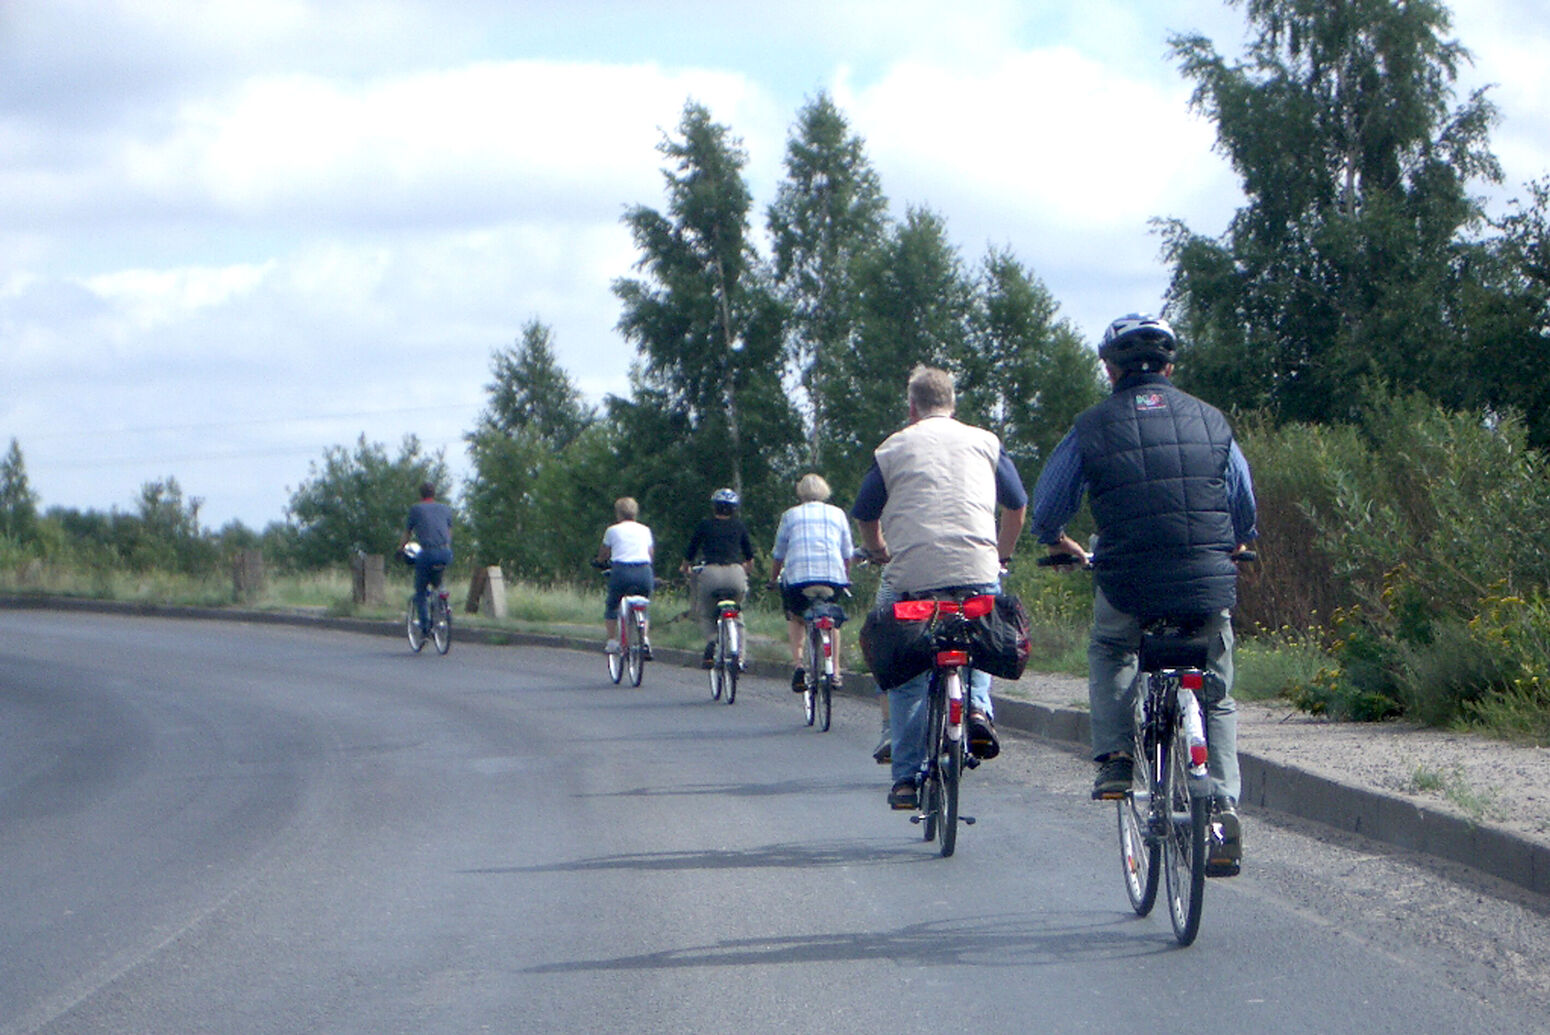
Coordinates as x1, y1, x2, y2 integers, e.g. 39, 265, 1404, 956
796, 473, 831, 502
908, 365, 955, 416
614, 496, 639, 522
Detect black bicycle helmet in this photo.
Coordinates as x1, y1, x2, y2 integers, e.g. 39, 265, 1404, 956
1099, 313, 1177, 371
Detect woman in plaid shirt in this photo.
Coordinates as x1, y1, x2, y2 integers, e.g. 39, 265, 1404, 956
770, 473, 855, 692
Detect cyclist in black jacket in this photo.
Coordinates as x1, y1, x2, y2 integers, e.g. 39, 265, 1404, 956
1031, 313, 1257, 875
680, 488, 755, 668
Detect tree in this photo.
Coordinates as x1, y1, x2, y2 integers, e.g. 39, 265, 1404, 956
478, 319, 595, 448
286, 434, 450, 568
767, 93, 890, 468
1162, 0, 1501, 423
965, 249, 1104, 473
1465, 176, 1550, 449
0, 438, 39, 542
823, 206, 975, 499
465, 320, 599, 572
612, 100, 800, 539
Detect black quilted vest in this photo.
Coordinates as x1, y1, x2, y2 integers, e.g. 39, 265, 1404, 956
1075, 373, 1238, 617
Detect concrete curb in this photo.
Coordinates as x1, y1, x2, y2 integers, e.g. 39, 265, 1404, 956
7, 594, 1547, 899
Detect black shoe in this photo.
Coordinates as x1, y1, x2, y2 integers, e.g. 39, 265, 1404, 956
1207, 797, 1243, 877
967, 710, 1000, 759
873, 729, 892, 765
1092, 754, 1133, 799
701, 642, 715, 669
887, 780, 918, 810
641, 642, 653, 661
791, 668, 806, 692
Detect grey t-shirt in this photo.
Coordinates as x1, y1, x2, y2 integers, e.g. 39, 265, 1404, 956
406, 501, 453, 549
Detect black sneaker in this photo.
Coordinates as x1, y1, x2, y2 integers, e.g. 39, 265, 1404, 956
1092, 754, 1134, 800
701, 642, 715, 669
791, 668, 806, 692
1206, 797, 1242, 877
641, 641, 653, 661
887, 780, 918, 810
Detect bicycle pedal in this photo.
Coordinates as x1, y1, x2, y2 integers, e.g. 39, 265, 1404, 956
908, 814, 923, 825
964, 756, 981, 770
1093, 790, 1127, 801
961, 816, 976, 825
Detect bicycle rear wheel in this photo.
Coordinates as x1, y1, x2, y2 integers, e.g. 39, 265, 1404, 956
432, 595, 452, 655
816, 627, 833, 732
626, 611, 646, 686
938, 671, 963, 857
721, 620, 737, 704
802, 625, 819, 726
1162, 716, 1207, 945
405, 598, 425, 653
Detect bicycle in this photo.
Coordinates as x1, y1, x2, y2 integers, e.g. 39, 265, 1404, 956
796, 586, 847, 732
1039, 550, 1253, 945
402, 549, 452, 656
888, 591, 992, 858
596, 563, 649, 687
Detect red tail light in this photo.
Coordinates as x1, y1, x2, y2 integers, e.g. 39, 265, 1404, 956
816, 616, 834, 630
1181, 672, 1204, 690
962, 595, 994, 618
936, 649, 969, 667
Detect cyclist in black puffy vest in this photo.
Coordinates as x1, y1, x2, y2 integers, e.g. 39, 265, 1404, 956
1031, 314, 1257, 876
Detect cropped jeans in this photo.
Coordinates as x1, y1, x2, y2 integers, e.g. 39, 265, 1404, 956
1088, 585, 1240, 803
876, 574, 998, 787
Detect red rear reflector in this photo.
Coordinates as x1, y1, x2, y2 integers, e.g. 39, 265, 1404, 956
816, 617, 834, 629
962, 595, 995, 619
949, 698, 963, 724
936, 650, 969, 667
1191, 745, 1209, 767
1181, 672, 1204, 690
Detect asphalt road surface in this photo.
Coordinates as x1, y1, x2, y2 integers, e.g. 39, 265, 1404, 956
3, 610, 1548, 1034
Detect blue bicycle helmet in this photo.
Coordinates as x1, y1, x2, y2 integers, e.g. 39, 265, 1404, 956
1099, 313, 1177, 371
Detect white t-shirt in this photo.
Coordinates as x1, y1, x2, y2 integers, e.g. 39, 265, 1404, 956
603, 520, 654, 564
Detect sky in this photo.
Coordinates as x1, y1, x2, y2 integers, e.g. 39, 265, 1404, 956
4, 0, 1548, 531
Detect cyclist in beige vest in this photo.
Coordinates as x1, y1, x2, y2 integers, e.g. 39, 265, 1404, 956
853, 365, 1027, 810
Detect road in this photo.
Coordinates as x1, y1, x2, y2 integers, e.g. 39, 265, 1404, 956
2, 610, 1548, 1033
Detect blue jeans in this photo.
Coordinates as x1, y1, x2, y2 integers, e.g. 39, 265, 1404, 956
1088, 585, 1240, 802
877, 575, 998, 786
414, 546, 453, 630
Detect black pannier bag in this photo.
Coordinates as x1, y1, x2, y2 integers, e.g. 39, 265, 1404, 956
860, 593, 1030, 689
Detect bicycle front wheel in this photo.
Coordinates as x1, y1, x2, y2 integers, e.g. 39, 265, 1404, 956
432, 597, 452, 655
1117, 769, 1158, 916
405, 599, 425, 653
1162, 717, 1207, 945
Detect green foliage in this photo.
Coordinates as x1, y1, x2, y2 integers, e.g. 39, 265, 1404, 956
966, 248, 1103, 474
286, 434, 451, 568
1164, 0, 1508, 427
480, 319, 596, 448
768, 92, 890, 470
0, 439, 39, 542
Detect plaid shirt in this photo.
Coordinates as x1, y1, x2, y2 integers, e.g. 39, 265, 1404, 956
772, 501, 854, 586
